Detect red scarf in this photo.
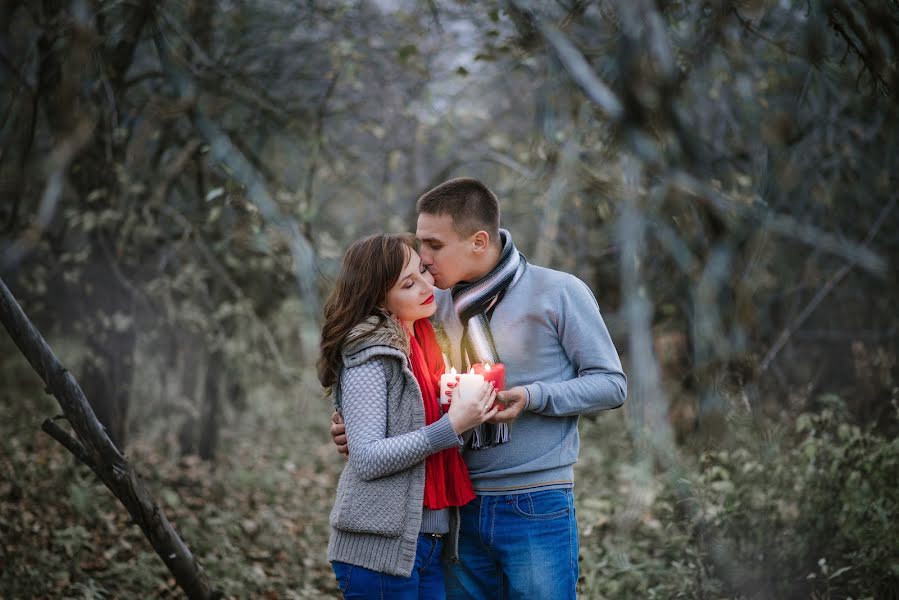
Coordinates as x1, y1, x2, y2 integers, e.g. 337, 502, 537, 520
409, 318, 475, 509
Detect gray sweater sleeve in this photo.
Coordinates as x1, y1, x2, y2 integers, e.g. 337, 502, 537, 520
524, 277, 627, 417
340, 360, 462, 481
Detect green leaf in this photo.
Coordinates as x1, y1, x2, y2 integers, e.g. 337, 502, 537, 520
397, 44, 417, 61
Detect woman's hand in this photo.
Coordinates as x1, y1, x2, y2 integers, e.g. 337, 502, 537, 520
330, 411, 349, 459
447, 381, 499, 435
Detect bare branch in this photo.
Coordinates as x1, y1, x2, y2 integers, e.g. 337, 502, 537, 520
153, 24, 320, 321
508, 0, 624, 120
42, 418, 95, 469
1, 115, 96, 273
535, 22, 624, 120
760, 196, 896, 371
670, 171, 889, 275
156, 203, 300, 382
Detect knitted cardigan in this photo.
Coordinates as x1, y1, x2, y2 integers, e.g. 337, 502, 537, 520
327, 316, 460, 577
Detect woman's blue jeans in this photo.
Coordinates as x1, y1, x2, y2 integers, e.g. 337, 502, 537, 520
332, 533, 445, 599
444, 488, 579, 600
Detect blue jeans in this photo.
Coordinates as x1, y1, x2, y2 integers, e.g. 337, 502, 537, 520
332, 533, 445, 599
445, 489, 578, 600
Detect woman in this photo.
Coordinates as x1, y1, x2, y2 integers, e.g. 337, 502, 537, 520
318, 233, 497, 599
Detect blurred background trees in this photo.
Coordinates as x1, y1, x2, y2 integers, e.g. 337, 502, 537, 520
1, 0, 897, 598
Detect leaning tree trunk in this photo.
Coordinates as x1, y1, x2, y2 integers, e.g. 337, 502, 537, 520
0, 276, 221, 600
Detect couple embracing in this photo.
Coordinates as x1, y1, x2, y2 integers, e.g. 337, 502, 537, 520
318, 178, 627, 599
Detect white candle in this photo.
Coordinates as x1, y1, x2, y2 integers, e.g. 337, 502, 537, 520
455, 369, 485, 404
439, 367, 485, 406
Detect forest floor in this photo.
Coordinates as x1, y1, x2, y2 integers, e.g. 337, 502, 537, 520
0, 341, 701, 599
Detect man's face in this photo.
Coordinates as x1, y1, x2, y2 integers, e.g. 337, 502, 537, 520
416, 212, 476, 289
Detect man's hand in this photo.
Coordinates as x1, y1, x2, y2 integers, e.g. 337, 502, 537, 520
330, 411, 349, 459
488, 386, 528, 424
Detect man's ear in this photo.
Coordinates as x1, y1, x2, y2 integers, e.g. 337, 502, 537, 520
471, 230, 490, 254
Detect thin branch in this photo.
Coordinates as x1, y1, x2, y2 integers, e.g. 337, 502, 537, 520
153, 23, 320, 321
483, 150, 535, 179
759, 196, 896, 371
0, 48, 35, 95
670, 171, 889, 275
149, 138, 203, 206
534, 140, 578, 266
42, 418, 96, 469
733, 7, 805, 60
829, 0, 892, 94
1, 115, 96, 273
156, 6, 297, 127
304, 68, 341, 239
156, 203, 299, 382
508, 0, 624, 120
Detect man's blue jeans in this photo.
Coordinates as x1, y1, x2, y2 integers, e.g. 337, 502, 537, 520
332, 533, 445, 599
445, 488, 579, 600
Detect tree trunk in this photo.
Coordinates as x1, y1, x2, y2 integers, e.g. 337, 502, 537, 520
197, 352, 223, 461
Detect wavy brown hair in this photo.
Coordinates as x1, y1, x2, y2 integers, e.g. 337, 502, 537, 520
317, 233, 418, 389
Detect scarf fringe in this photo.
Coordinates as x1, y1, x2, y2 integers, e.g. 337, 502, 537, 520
468, 422, 511, 450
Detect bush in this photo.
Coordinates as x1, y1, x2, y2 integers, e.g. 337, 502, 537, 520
685, 399, 899, 598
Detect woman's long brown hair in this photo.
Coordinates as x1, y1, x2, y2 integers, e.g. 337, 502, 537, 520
317, 233, 418, 389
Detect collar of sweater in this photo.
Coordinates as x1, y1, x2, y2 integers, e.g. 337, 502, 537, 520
341, 314, 410, 368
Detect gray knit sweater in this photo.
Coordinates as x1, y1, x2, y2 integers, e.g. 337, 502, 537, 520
327, 316, 463, 577
434, 264, 627, 494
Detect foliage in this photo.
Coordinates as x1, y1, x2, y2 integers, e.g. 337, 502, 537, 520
685, 399, 899, 598
575, 399, 899, 599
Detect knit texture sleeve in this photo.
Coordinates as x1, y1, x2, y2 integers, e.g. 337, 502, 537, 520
341, 360, 462, 481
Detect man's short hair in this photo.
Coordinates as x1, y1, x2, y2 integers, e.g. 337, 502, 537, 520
416, 177, 501, 244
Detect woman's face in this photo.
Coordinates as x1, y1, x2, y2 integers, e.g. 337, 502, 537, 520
384, 248, 437, 325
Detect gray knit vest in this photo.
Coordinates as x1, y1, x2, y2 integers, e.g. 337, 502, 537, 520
327, 317, 459, 577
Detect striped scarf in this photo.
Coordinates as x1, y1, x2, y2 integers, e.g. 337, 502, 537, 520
452, 229, 527, 449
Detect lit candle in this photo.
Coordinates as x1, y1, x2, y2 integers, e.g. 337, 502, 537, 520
455, 368, 486, 404
472, 362, 506, 410
439, 367, 486, 406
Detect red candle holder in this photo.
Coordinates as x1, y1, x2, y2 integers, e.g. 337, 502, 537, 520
471, 362, 506, 410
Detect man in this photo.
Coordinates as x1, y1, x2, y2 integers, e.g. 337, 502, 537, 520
330, 177, 626, 599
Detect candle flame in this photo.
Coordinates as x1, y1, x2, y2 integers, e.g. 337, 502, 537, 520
484, 362, 492, 371
449, 367, 457, 375
468, 367, 475, 374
